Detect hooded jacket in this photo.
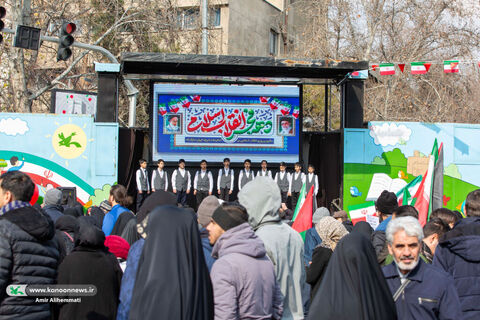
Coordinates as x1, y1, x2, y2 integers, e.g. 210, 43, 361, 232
0, 205, 59, 320
238, 176, 305, 320
57, 216, 123, 320
211, 222, 284, 320
433, 216, 480, 319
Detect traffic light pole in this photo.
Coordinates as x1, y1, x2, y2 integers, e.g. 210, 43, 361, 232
1, 27, 139, 127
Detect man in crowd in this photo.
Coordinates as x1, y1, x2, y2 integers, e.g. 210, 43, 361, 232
207, 203, 283, 319
217, 158, 234, 201
238, 159, 254, 191
151, 159, 168, 192
275, 162, 291, 207
197, 195, 221, 272
42, 187, 64, 223
239, 177, 305, 319
434, 189, 480, 319
193, 160, 214, 210
171, 159, 191, 207
383, 216, 462, 319
422, 218, 449, 263
372, 190, 399, 264
135, 159, 150, 211
0, 171, 59, 319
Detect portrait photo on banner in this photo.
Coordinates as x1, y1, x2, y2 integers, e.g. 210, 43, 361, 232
164, 113, 182, 134
277, 115, 295, 136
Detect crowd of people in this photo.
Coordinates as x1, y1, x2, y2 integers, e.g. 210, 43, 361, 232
0, 169, 479, 319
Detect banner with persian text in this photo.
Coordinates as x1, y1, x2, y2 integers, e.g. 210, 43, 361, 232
152, 84, 300, 163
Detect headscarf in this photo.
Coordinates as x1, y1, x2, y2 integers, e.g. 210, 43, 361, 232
315, 216, 349, 251
352, 221, 373, 239
307, 232, 397, 320
129, 205, 214, 320
55, 215, 78, 234
74, 216, 106, 249
312, 207, 330, 224
88, 206, 105, 228
136, 190, 176, 223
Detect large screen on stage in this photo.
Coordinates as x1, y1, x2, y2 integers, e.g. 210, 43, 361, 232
152, 83, 301, 163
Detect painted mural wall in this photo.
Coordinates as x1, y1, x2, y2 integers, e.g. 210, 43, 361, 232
344, 121, 480, 214
0, 113, 118, 207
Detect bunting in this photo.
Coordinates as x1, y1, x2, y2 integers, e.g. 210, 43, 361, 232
363, 59, 480, 76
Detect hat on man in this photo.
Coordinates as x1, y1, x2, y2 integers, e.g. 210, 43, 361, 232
211, 204, 248, 231
44, 188, 62, 206
375, 190, 398, 215
197, 196, 221, 228
332, 210, 348, 220
313, 207, 330, 224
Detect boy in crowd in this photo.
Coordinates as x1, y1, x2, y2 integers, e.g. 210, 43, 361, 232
217, 158, 234, 201
136, 159, 150, 211
289, 162, 305, 210
151, 159, 168, 192
194, 160, 214, 209
257, 160, 272, 178
238, 159, 254, 191
171, 159, 191, 207
275, 162, 291, 207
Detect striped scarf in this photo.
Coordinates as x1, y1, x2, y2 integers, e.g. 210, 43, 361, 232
0, 200, 32, 216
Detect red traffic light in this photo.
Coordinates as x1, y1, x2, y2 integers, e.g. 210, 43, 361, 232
62, 22, 76, 35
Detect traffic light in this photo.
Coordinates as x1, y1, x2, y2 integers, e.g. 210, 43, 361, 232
0, 6, 6, 44
57, 22, 76, 61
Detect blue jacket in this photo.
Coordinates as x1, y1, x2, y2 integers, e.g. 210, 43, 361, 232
304, 227, 322, 265
43, 204, 64, 223
200, 227, 216, 272
383, 259, 462, 320
102, 204, 129, 236
117, 238, 144, 320
433, 217, 480, 320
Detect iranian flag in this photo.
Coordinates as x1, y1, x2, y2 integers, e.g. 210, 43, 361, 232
347, 202, 378, 229
168, 100, 180, 113
190, 95, 201, 102
158, 103, 167, 116
292, 185, 315, 241
380, 63, 395, 75
292, 106, 300, 119
444, 60, 459, 73
280, 103, 291, 116
412, 139, 439, 226
396, 175, 423, 206
260, 96, 270, 103
180, 96, 191, 108
292, 183, 306, 221
270, 98, 281, 110
411, 62, 429, 75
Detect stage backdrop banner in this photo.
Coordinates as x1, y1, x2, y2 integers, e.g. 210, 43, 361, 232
152, 83, 301, 163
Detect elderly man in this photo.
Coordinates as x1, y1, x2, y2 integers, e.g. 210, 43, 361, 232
382, 216, 462, 319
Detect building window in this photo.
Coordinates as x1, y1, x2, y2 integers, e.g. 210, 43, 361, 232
177, 8, 200, 29
269, 29, 278, 56
209, 7, 221, 27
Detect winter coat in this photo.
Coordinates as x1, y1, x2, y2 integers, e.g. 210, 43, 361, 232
306, 246, 332, 299
383, 259, 462, 320
0, 205, 59, 320
238, 176, 305, 320
102, 204, 130, 236
43, 204, 64, 223
304, 227, 322, 266
433, 216, 480, 320
57, 217, 123, 320
372, 216, 392, 264
117, 238, 144, 320
211, 222, 283, 320
200, 227, 216, 272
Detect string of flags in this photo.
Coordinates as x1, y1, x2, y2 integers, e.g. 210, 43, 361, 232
367, 60, 479, 76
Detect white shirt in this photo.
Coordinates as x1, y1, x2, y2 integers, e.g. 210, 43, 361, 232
307, 173, 319, 195
151, 169, 168, 191
136, 168, 150, 192
288, 171, 306, 193
171, 168, 191, 191
217, 168, 234, 190
194, 170, 213, 193
238, 169, 253, 190
256, 169, 272, 178
274, 171, 292, 184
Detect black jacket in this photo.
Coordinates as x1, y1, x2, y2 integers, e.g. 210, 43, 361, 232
0, 205, 59, 320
